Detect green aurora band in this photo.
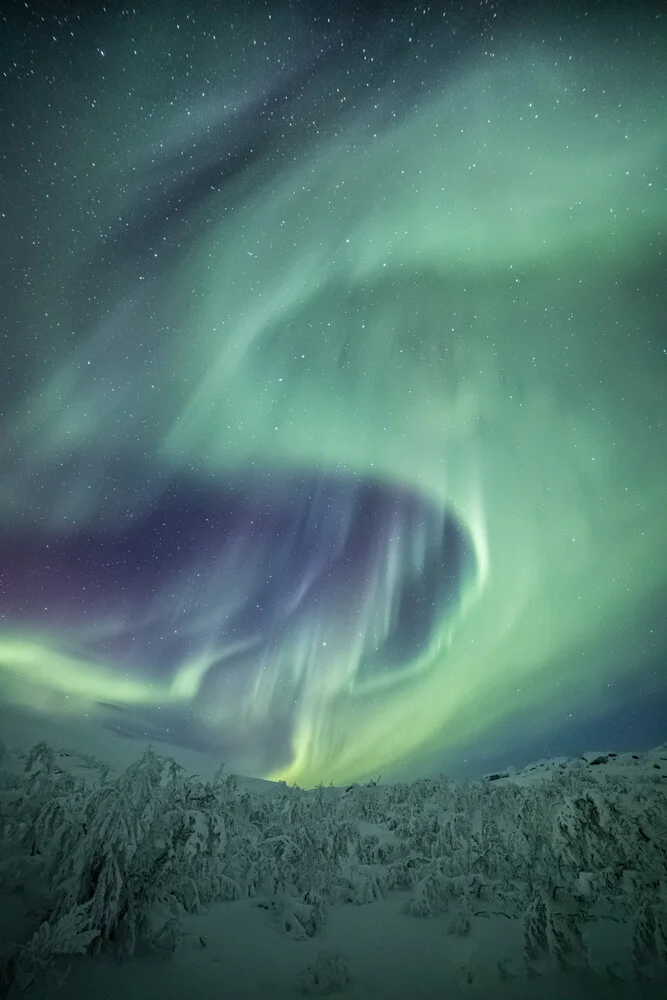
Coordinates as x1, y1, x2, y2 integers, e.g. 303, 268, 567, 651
0, 13, 665, 784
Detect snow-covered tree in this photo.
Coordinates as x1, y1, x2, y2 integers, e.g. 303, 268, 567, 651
297, 949, 352, 995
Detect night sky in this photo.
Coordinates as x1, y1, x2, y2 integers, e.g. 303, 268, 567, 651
0, 0, 665, 786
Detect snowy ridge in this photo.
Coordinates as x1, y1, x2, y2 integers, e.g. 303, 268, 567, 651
0, 737, 665, 999
497, 745, 667, 783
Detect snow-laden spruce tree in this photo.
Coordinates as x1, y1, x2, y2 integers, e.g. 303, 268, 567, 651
522, 887, 590, 977
0, 741, 89, 903
42, 745, 169, 957
1, 905, 100, 997
0, 742, 248, 992
297, 949, 352, 995
630, 880, 667, 981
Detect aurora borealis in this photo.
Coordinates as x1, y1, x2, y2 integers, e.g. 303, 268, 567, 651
0, 1, 665, 786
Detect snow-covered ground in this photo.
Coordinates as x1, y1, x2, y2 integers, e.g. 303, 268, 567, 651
1, 736, 665, 999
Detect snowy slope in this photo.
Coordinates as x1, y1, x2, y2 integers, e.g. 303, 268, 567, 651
0, 737, 665, 999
